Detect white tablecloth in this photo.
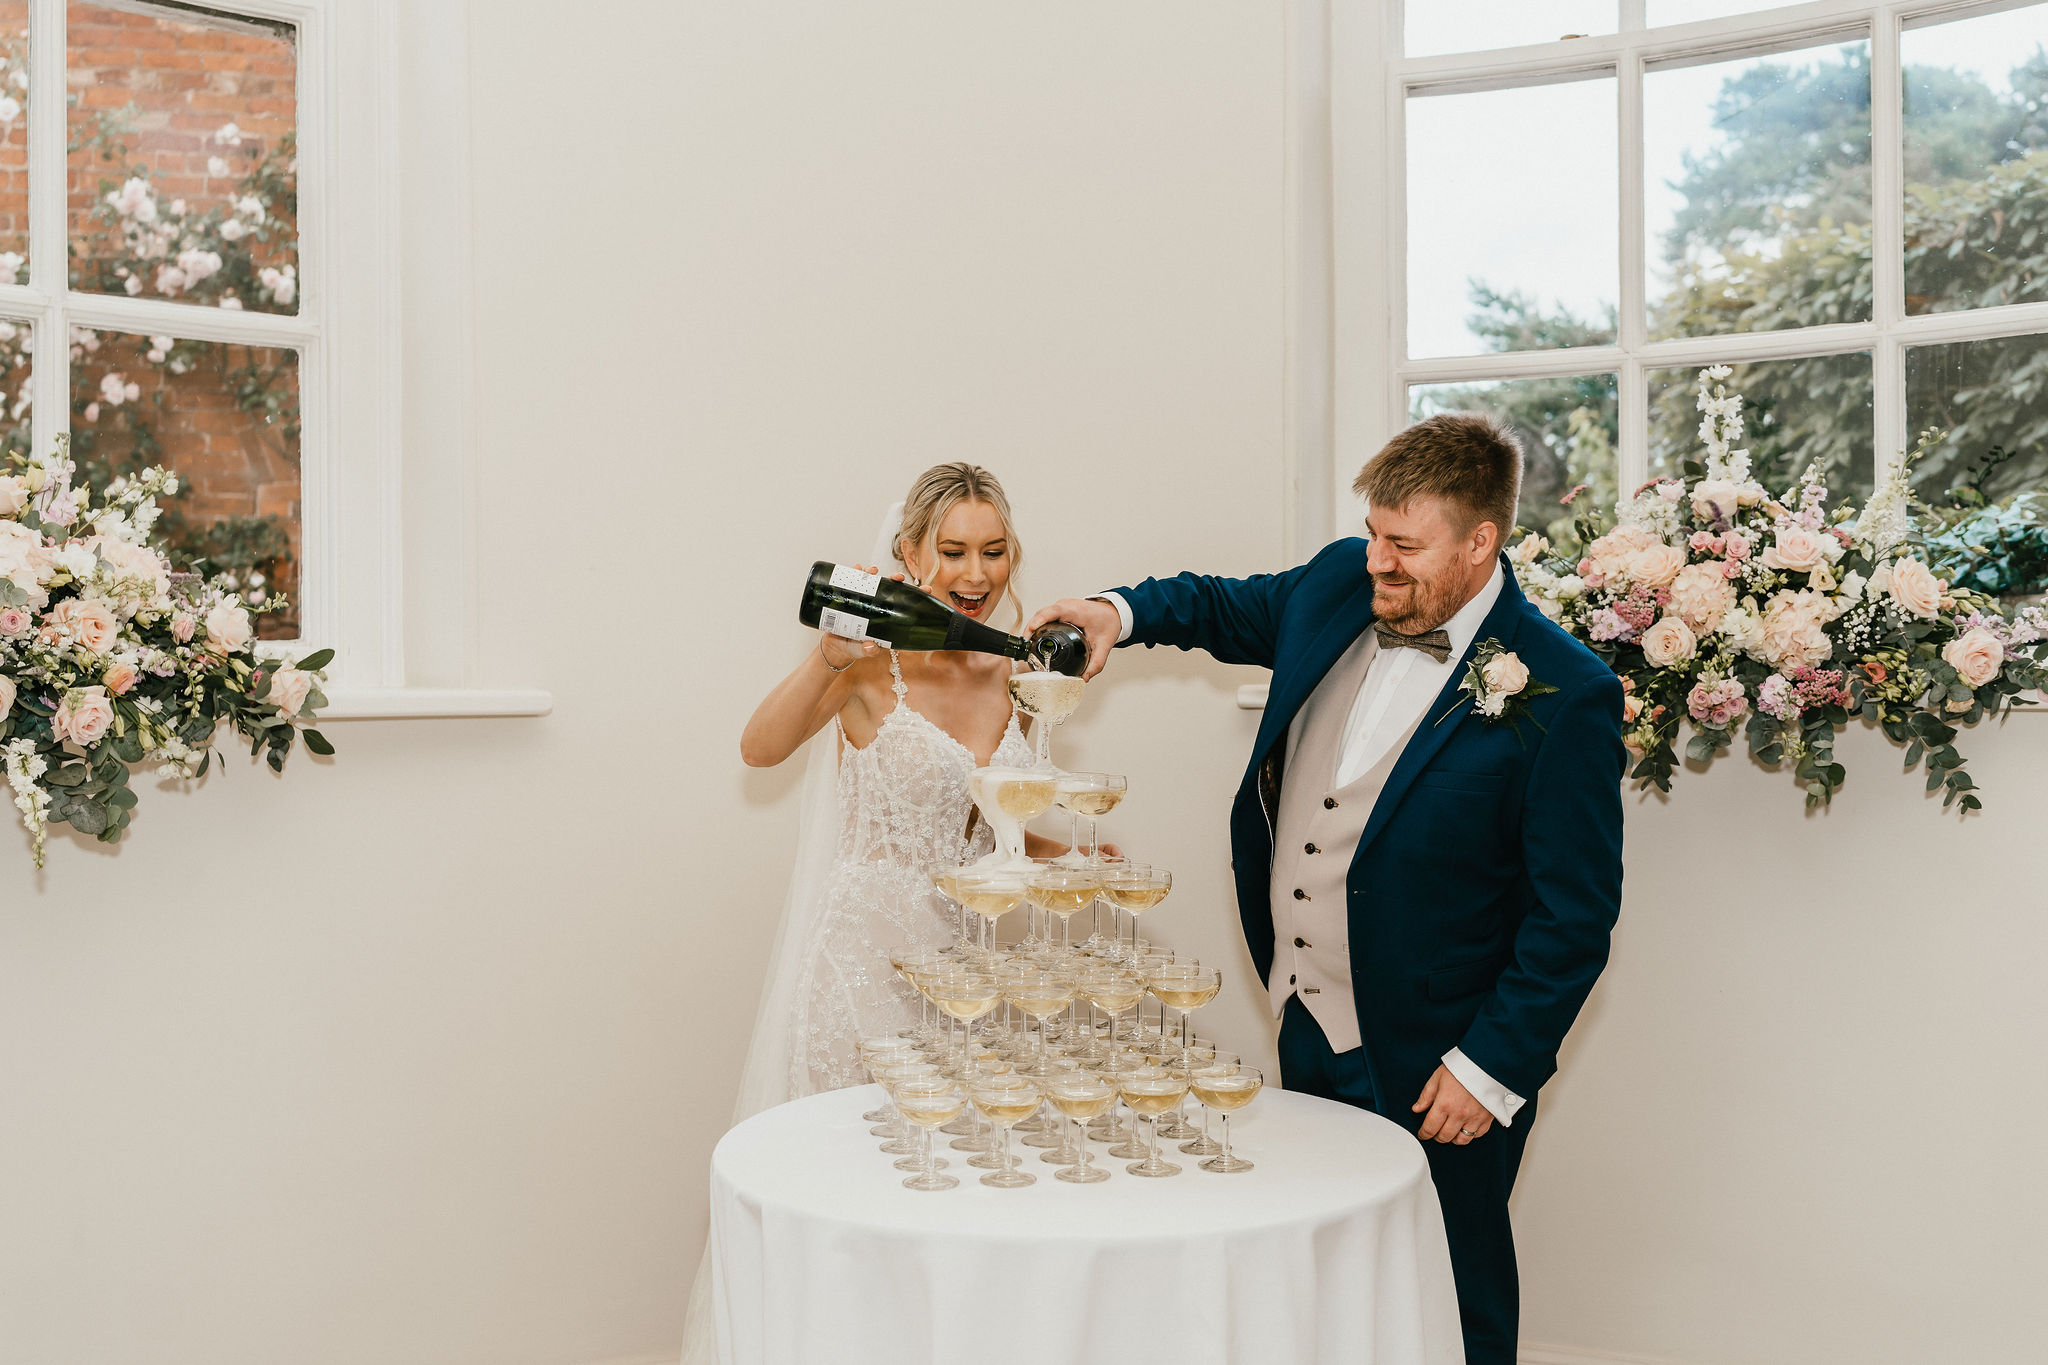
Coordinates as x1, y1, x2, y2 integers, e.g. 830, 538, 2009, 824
709, 1084, 1465, 1365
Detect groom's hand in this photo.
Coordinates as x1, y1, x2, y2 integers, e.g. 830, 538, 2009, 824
1413, 1065, 1493, 1145
1026, 597, 1121, 679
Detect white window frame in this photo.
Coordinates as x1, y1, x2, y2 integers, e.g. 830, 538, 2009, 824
1323, 0, 2048, 537
0, 0, 547, 718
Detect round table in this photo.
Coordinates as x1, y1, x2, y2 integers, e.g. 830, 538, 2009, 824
708, 1084, 1465, 1365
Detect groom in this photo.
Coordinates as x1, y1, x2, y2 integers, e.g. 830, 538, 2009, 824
1031, 414, 1625, 1363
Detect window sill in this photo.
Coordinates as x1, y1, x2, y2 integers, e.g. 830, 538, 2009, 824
317, 688, 553, 720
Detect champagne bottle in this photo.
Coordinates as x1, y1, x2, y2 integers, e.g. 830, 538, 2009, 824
798, 561, 1088, 675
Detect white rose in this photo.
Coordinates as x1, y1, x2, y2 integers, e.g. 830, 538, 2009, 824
1510, 534, 1549, 565
1481, 652, 1530, 698
0, 473, 26, 516
1555, 573, 1585, 600
1691, 479, 1742, 523
1640, 616, 1698, 667
268, 667, 315, 717
204, 600, 254, 653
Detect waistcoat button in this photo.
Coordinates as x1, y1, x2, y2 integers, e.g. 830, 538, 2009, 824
1323, 797, 1338, 810
1293, 936, 1306, 948
1304, 842, 1319, 855
1293, 888, 1309, 901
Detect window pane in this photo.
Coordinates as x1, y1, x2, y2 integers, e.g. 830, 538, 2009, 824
1907, 333, 2048, 503
1409, 373, 1619, 547
1645, 40, 1872, 341
1406, 2, 1614, 59
1646, 1, 1790, 26
1648, 354, 1873, 505
67, 2, 298, 314
1902, 5, 2048, 316
70, 327, 300, 638
1407, 77, 1617, 359
0, 315, 27, 451
0, 5, 26, 277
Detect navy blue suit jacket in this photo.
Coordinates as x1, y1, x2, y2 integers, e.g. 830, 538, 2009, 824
1116, 539, 1626, 1111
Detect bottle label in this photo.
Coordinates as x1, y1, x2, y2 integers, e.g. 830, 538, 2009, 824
818, 607, 869, 640
828, 564, 881, 596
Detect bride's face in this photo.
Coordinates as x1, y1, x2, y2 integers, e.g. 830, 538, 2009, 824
906, 498, 1012, 623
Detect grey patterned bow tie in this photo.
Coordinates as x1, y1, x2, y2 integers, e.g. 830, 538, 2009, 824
1373, 620, 1453, 664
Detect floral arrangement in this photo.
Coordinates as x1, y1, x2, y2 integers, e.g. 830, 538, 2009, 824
1509, 366, 2048, 811
0, 437, 333, 867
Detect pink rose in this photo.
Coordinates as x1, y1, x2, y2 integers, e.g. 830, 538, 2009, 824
1623, 693, 1645, 723
1943, 627, 2004, 689
52, 685, 114, 746
1628, 542, 1688, 590
1722, 530, 1752, 560
1887, 557, 1943, 619
170, 612, 196, 643
1481, 652, 1531, 698
1761, 525, 1834, 574
103, 662, 138, 695
1640, 615, 1698, 667
0, 607, 26, 636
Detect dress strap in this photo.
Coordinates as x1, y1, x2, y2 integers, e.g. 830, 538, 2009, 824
887, 649, 909, 704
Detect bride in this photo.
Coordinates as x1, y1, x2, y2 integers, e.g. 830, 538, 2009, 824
681, 463, 1066, 1361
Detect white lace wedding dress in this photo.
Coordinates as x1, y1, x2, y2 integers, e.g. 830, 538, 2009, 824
681, 649, 1030, 1362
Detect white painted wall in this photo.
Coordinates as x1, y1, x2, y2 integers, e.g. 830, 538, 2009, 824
0, 3, 2040, 1364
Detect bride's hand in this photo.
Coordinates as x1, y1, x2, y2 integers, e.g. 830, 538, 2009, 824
819, 565, 908, 670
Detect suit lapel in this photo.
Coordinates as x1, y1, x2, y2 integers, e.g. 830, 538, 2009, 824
1352, 563, 1529, 861
1252, 577, 1377, 765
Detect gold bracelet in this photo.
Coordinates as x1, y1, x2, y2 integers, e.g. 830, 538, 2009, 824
819, 638, 854, 673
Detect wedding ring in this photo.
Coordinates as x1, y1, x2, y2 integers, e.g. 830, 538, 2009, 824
1458, 1127, 1477, 1136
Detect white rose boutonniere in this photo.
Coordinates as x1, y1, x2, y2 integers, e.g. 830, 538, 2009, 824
1444, 638, 1558, 741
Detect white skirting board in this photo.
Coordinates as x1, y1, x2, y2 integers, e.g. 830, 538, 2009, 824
1521, 1344, 1700, 1365
569, 1354, 675, 1365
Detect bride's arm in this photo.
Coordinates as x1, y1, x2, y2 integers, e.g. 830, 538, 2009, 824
740, 634, 877, 767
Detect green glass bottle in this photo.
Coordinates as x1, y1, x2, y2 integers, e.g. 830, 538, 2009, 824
798, 562, 1088, 675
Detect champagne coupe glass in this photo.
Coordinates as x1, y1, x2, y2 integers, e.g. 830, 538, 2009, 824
894, 1078, 968, 1191
858, 1035, 924, 1124
894, 950, 954, 1046
929, 864, 973, 949
970, 1078, 1043, 1187
1193, 1065, 1265, 1173
969, 766, 1058, 872
1007, 669, 1085, 771
929, 974, 1002, 1070
951, 1056, 1017, 1165
1118, 1069, 1191, 1177
1048, 1080, 1114, 1186
1052, 772, 1126, 865
1026, 864, 1105, 952
953, 868, 1025, 957
1003, 970, 1077, 1079
1103, 866, 1172, 959
1081, 970, 1145, 1054
1105, 1062, 1156, 1159
870, 1060, 942, 1156
1148, 963, 1222, 1053
1178, 1048, 1241, 1156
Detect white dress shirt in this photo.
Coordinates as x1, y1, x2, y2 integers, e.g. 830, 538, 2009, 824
1094, 567, 1526, 1126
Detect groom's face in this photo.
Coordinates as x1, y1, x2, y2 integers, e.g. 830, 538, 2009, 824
1364, 496, 1490, 634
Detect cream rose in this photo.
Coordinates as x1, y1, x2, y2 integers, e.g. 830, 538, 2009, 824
52, 686, 114, 746
1943, 627, 2004, 689
1761, 525, 1836, 574
267, 667, 315, 717
1690, 479, 1742, 524
42, 595, 119, 655
0, 473, 27, 517
1755, 590, 1838, 670
0, 671, 14, 717
1628, 542, 1688, 590
1887, 557, 1943, 619
1510, 534, 1549, 565
1668, 562, 1737, 634
170, 611, 196, 643
204, 600, 254, 653
1641, 615, 1698, 667
1481, 652, 1530, 698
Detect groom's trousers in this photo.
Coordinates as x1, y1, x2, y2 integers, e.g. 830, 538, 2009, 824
1277, 994, 1536, 1365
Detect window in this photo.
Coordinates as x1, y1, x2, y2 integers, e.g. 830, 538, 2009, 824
1337, 0, 2048, 555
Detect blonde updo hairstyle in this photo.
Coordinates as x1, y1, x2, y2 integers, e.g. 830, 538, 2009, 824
894, 462, 1025, 629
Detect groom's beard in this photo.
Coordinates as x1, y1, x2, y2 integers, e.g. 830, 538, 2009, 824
1371, 569, 1466, 636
